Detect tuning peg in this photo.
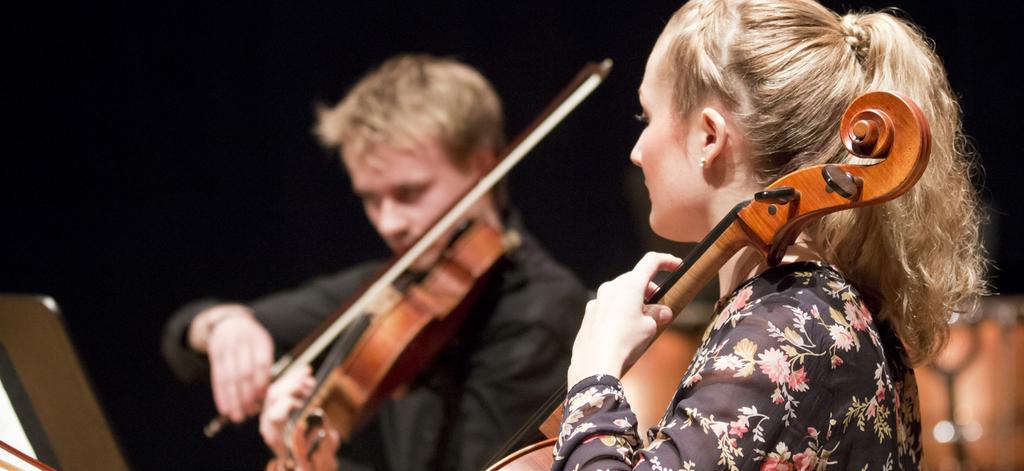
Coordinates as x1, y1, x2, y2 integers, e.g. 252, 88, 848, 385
754, 187, 799, 216
754, 186, 799, 204
822, 165, 863, 200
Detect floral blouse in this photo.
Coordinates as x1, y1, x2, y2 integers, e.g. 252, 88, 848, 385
553, 262, 921, 470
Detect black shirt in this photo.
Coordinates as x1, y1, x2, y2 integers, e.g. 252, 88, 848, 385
162, 221, 588, 470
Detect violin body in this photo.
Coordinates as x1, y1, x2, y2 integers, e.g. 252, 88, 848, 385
252, 61, 613, 470
272, 221, 508, 470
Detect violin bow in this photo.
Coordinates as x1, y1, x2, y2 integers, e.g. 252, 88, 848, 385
204, 59, 614, 437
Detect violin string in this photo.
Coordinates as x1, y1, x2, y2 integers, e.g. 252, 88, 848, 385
485, 381, 567, 467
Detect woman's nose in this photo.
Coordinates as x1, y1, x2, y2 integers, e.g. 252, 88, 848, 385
630, 146, 643, 168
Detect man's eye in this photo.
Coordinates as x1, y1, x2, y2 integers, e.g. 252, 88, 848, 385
361, 195, 380, 207
395, 186, 424, 203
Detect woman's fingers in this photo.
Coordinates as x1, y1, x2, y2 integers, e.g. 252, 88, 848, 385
634, 252, 683, 299
646, 280, 662, 300
631, 252, 683, 280
568, 253, 683, 386
643, 304, 674, 326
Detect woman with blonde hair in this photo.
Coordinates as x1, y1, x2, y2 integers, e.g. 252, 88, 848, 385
554, 0, 985, 469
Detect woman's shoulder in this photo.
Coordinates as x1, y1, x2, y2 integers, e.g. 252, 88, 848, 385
708, 262, 885, 361
719, 261, 868, 318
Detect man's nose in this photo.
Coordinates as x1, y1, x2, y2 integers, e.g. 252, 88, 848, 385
376, 198, 409, 240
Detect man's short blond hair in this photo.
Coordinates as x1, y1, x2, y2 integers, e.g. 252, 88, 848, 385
316, 54, 505, 168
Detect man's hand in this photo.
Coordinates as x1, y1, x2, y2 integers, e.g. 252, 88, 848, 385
259, 366, 317, 460
189, 304, 274, 422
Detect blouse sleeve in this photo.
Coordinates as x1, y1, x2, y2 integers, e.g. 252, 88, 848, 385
554, 288, 834, 471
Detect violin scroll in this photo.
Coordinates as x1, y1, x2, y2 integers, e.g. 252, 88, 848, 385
741, 90, 932, 265
844, 108, 893, 159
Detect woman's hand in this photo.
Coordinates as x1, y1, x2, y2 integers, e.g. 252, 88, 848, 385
568, 252, 682, 386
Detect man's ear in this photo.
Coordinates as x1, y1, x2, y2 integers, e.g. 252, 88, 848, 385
698, 107, 728, 169
465, 147, 499, 176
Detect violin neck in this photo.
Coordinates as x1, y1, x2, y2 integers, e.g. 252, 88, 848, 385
647, 201, 754, 315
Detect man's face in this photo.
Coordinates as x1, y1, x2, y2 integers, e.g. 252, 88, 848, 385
343, 138, 490, 268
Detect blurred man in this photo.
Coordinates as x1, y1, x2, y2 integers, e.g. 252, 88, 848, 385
162, 54, 587, 470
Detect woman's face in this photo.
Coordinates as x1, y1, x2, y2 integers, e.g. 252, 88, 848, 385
631, 46, 711, 242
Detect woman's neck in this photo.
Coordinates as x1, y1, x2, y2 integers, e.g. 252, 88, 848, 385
717, 237, 825, 299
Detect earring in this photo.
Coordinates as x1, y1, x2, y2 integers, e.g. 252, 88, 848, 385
699, 157, 707, 169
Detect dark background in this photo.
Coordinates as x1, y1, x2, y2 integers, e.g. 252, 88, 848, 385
5, 1, 1021, 469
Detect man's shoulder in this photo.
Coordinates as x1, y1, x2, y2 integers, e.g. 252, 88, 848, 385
507, 229, 586, 291
489, 230, 588, 331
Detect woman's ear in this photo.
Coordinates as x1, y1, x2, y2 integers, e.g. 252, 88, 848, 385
698, 107, 728, 169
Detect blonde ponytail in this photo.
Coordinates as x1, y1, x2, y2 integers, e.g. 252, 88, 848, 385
660, 0, 987, 364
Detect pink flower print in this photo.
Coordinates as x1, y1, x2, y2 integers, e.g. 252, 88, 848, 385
613, 418, 631, 430
729, 420, 748, 438
793, 448, 817, 471
830, 355, 844, 367
727, 285, 753, 313
807, 427, 818, 438
757, 348, 791, 384
828, 325, 854, 351
683, 372, 703, 388
761, 457, 794, 471
772, 389, 785, 404
859, 300, 873, 323
810, 304, 821, 319
763, 442, 793, 470
786, 367, 809, 392
875, 387, 885, 402
710, 421, 729, 437
867, 400, 877, 419
715, 285, 753, 330
844, 301, 868, 331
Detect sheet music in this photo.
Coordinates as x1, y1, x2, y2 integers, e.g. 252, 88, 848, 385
0, 375, 36, 460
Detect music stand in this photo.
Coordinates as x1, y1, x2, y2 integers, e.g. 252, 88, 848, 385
0, 294, 128, 470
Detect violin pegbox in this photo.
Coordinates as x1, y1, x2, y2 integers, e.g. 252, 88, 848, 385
738, 91, 932, 266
